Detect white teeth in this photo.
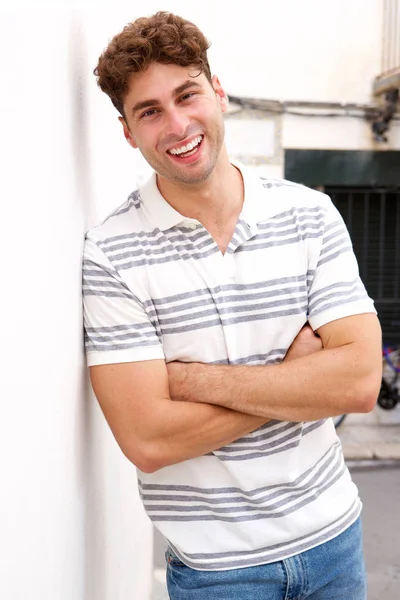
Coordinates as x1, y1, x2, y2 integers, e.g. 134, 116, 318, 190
169, 135, 202, 155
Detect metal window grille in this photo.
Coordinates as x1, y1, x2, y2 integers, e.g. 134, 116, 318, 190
326, 186, 400, 343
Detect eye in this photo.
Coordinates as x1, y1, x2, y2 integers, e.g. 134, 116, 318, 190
140, 108, 159, 119
180, 92, 197, 102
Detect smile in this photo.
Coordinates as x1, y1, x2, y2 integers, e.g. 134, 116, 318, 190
167, 135, 203, 158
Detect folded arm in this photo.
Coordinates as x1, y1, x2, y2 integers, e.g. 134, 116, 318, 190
167, 314, 383, 422
90, 359, 268, 473
89, 323, 323, 473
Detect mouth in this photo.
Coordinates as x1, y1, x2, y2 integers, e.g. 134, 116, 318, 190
166, 135, 204, 159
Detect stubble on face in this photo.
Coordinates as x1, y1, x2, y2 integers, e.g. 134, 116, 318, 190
141, 112, 225, 188
148, 119, 225, 186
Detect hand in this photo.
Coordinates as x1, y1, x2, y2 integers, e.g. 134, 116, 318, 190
284, 324, 323, 362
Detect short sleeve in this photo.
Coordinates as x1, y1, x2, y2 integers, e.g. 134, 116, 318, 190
307, 195, 376, 331
82, 236, 165, 366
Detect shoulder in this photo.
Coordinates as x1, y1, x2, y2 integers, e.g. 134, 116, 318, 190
259, 176, 331, 209
85, 188, 147, 246
244, 171, 334, 226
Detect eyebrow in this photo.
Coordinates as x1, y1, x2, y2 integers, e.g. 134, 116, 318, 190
131, 80, 202, 116
173, 80, 202, 96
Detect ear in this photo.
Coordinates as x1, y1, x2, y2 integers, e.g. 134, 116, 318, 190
118, 116, 137, 149
212, 75, 229, 113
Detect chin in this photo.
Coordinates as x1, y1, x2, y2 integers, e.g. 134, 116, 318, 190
174, 168, 213, 186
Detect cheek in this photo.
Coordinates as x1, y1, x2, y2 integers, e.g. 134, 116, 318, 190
131, 130, 152, 151
138, 133, 164, 158
204, 102, 224, 122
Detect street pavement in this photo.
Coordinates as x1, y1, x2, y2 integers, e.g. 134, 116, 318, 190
351, 467, 400, 599
152, 404, 400, 599
337, 403, 400, 462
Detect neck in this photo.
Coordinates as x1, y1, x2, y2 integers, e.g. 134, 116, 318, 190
156, 149, 244, 226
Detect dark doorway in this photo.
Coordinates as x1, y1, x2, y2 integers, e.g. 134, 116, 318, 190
284, 150, 400, 343
328, 186, 400, 343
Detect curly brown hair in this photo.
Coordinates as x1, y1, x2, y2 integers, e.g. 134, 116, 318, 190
94, 12, 212, 116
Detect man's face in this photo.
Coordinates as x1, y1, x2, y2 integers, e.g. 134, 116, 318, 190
121, 62, 228, 186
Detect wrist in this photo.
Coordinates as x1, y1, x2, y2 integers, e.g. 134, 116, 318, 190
167, 361, 191, 402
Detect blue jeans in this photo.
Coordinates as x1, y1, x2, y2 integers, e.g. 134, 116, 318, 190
165, 518, 366, 599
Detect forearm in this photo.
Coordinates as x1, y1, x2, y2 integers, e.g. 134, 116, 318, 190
170, 343, 381, 422
136, 399, 267, 472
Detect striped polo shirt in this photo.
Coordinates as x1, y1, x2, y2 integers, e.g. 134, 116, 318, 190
83, 163, 376, 571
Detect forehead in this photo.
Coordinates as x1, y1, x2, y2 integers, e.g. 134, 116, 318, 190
124, 62, 209, 106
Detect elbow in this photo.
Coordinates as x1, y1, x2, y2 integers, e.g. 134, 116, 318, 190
137, 452, 165, 474
354, 390, 378, 414
364, 378, 381, 412
136, 459, 161, 474
349, 374, 381, 414
122, 441, 166, 474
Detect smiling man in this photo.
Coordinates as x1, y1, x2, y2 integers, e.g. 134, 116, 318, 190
83, 12, 382, 600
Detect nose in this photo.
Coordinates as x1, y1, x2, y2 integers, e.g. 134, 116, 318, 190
163, 107, 191, 141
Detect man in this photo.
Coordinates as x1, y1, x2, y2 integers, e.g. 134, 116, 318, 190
83, 11, 382, 599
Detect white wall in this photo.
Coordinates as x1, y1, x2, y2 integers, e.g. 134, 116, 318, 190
283, 113, 400, 151
0, 6, 152, 600
209, 0, 382, 104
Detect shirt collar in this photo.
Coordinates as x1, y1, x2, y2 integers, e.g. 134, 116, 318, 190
138, 161, 276, 232
139, 173, 190, 231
